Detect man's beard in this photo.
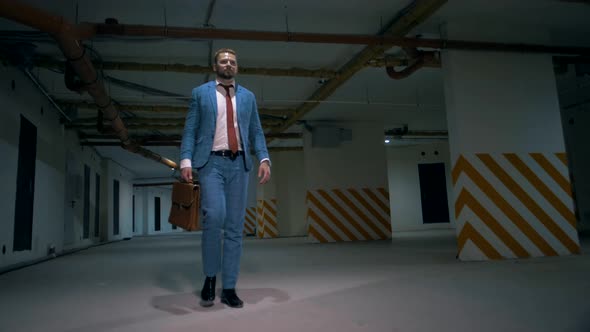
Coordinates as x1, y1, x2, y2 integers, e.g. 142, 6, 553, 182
217, 68, 234, 80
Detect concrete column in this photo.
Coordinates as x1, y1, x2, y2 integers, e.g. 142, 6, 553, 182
442, 50, 580, 260
256, 156, 278, 239
303, 123, 391, 243
559, 64, 590, 232
273, 151, 306, 237
244, 165, 258, 236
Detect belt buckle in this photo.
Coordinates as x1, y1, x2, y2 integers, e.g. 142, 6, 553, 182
229, 151, 237, 161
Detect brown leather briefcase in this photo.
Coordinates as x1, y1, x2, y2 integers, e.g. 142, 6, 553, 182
168, 181, 200, 231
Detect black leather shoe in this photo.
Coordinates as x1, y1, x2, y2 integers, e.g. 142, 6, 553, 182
221, 289, 244, 308
200, 276, 216, 307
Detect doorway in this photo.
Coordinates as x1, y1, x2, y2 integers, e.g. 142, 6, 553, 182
418, 163, 450, 224
13, 115, 37, 251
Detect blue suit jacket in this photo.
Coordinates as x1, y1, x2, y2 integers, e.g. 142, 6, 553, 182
180, 81, 269, 171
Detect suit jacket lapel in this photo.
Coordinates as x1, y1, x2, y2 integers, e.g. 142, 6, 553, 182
208, 81, 218, 119
236, 84, 248, 134
235, 84, 246, 131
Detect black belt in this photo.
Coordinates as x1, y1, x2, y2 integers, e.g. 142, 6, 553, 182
211, 150, 243, 160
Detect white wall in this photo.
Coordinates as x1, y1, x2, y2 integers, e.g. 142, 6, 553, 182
440, 18, 590, 49
0, 64, 115, 270
101, 160, 135, 241
442, 51, 566, 156
272, 151, 306, 237
304, 122, 388, 189
141, 187, 150, 234
133, 187, 145, 235
142, 186, 178, 235
0, 64, 66, 269
386, 142, 455, 232
62, 134, 104, 250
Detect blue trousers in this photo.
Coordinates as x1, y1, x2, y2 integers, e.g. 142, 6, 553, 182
198, 154, 249, 289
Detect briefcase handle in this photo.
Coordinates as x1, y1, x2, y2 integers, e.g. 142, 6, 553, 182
174, 169, 199, 184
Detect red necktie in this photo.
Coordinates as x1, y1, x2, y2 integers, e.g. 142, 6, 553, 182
220, 84, 238, 153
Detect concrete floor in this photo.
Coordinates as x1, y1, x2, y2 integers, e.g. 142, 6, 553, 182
1, 232, 589, 332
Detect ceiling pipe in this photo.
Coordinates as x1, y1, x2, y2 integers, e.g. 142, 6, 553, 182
367, 56, 440, 68
385, 50, 439, 79
0, 0, 178, 170
386, 57, 425, 79
69, 22, 590, 56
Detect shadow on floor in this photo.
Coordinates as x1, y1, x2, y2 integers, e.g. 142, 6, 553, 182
151, 287, 290, 314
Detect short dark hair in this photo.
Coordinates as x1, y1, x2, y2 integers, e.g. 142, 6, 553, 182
214, 48, 237, 64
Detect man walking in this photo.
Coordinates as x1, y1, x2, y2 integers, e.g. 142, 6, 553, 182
180, 48, 271, 308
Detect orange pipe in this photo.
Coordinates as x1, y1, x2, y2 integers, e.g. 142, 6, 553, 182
0, 0, 178, 169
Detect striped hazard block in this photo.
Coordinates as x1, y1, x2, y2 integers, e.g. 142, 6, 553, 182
256, 199, 278, 238
453, 152, 580, 260
244, 207, 256, 235
306, 188, 391, 243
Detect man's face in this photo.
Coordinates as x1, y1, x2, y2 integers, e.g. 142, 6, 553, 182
214, 52, 238, 80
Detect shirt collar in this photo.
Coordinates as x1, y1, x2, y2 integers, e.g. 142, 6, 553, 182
215, 79, 235, 88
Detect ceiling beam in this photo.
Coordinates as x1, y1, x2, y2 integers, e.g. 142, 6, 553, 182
272, 0, 449, 134
77, 22, 439, 43
32, 55, 441, 77
79, 132, 301, 141
70, 122, 282, 131
70, 124, 185, 130
35, 56, 440, 79
68, 22, 590, 55
34, 55, 340, 78
268, 147, 303, 152
81, 142, 305, 150
133, 182, 174, 187
79, 131, 302, 147
367, 55, 441, 68
79, 133, 181, 140
81, 141, 177, 146
57, 100, 297, 117
265, 132, 302, 139
71, 117, 185, 125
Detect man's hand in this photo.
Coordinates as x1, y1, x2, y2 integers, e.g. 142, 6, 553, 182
258, 161, 271, 184
181, 167, 193, 183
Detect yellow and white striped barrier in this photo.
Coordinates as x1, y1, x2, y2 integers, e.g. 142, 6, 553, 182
306, 188, 391, 243
244, 207, 256, 235
452, 153, 580, 260
256, 199, 278, 238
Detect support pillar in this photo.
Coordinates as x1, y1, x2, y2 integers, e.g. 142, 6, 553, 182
303, 123, 392, 243
442, 50, 580, 260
